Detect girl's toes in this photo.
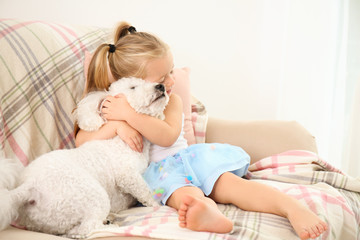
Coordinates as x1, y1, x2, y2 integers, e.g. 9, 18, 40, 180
320, 221, 328, 231
308, 228, 317, 238
304, 228, 315, 239
311, 226, 320, 236
179, 204, 188, 211
299, 230, 310, 240
316, 224, 324, 233
178, 209, 186, 216
310, 231, 317, 239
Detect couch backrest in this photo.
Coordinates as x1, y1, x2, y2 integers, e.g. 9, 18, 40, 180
0, 19, 111, 165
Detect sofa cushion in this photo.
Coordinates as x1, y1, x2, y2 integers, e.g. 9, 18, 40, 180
206, 118, 318, 164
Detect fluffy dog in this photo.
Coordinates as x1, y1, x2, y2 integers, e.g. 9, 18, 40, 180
0, 77, 168, 238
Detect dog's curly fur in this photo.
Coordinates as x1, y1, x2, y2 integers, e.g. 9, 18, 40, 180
0, 77, 169, 238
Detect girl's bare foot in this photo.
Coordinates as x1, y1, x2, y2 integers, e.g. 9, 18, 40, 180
177, 194, 233, 233
286, 205, 328, 239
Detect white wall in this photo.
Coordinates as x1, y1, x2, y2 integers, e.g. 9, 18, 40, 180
0, 0, 283, 121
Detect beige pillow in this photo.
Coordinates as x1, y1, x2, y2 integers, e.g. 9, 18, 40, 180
206, 118, 318, 164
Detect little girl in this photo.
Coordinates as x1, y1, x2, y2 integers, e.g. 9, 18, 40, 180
75, 22, 328, 240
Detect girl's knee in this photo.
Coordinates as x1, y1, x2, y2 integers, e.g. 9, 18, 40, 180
166, 186, 204, 209
210, 172, 245, 203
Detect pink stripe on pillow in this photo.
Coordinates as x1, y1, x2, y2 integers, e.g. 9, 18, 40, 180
0, 20, 38, 40
1, 119, 28, 166
0, 20, 85, 61
58, 132, 75, 150
45, 23, 83, 61
194, 131, 205, 137
276, 150, 317, 157
56, 23, 88, 52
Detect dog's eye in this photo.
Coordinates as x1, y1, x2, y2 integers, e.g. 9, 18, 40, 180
130, 86, 136, 90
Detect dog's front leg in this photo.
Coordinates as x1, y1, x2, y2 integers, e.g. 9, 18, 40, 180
116, 171, 159, 207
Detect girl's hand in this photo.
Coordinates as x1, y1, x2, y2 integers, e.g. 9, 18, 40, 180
101, 94, 135, 121
75, 120, 142, 152
116, 121, 143, 152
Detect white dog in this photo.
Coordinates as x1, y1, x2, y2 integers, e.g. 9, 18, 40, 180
0, 77, 168, 238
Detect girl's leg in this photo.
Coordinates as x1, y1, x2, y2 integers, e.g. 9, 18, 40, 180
166, 186, 233, 233
209, 172, 327, 240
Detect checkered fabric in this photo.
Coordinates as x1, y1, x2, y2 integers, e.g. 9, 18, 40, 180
0, 19, 111, 165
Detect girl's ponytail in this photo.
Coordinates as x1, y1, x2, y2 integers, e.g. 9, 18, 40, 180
86, 44, 112, 92
75, 21, 169, 137
75, 44, 113, 137
114, 22, 132, 43
84, 21, 167, 95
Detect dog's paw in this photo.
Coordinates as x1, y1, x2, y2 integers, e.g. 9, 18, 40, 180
104, 213, 117, 225
151, 201, 161, 207
143, 197, 161, 207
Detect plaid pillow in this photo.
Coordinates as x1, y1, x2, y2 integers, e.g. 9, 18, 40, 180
191, 97, 208, 144
0, 19, 110, 165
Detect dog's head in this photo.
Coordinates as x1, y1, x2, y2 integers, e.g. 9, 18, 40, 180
75, 77, 169, 132
108, 77, 169, 120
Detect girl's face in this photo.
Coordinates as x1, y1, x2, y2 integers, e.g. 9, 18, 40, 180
144, 52, 175, 95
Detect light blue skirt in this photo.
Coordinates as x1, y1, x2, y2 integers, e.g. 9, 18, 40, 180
143, 143, 250, 204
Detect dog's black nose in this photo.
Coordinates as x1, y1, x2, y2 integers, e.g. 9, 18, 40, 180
155, 84, 165, 92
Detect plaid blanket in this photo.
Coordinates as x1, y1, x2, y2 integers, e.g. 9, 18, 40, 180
87, 150, 360, 240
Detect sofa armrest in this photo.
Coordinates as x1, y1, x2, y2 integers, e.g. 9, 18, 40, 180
205, 117, 318, 164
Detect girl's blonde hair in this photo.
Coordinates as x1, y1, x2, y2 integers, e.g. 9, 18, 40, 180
75, 22, 169, 136
85, 21, 169, 94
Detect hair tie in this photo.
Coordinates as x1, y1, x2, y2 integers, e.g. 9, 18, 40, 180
108, 44, 116, 53
128, 26, 137, 33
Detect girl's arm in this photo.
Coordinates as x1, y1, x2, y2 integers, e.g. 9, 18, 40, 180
101, 94, 183, 147
75, 120, 143, 152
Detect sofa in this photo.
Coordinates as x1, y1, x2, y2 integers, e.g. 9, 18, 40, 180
0, 19, 359, 240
